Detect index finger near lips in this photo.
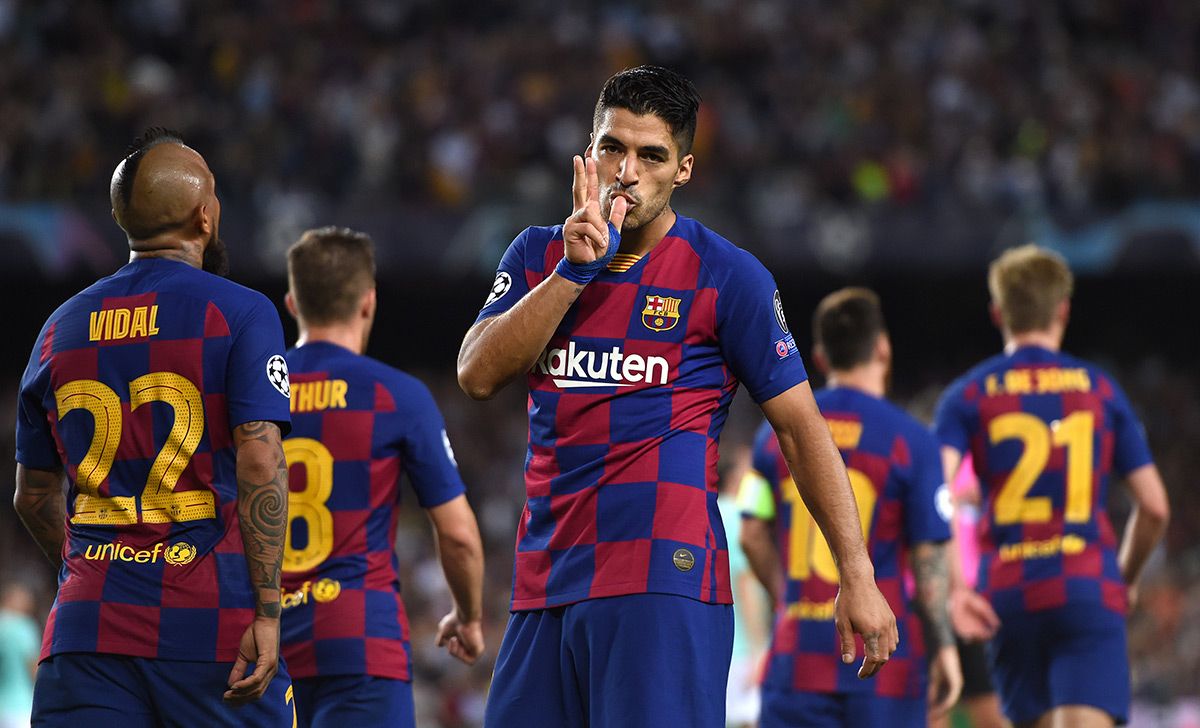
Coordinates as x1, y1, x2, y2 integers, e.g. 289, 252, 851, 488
586, 156, 600, 209
572, 155, 587, 212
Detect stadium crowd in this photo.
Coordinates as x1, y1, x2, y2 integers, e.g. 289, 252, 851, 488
1, 350, 1197, 726
3, 0, 1200, 272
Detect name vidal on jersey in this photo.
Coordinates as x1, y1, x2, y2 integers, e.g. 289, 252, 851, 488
534, 342, 669, 389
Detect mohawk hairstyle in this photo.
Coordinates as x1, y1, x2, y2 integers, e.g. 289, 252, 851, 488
594, 65, 701, 156
114, 127, 186, 209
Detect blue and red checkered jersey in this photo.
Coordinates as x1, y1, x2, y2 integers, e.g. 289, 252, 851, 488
476, 214, 807, 611
739, 388, 952, 698
279, 341, 465, 680
934, 346, 1154, 617
15, 258, 292, 662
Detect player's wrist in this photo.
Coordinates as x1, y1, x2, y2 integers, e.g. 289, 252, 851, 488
555, 224, 621, 285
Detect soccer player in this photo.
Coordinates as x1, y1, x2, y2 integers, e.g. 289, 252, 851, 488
739, 288, 961, 727
457, 66, 897, 727
934, 245, 1170, 728
279, 227, 485, 727
14, 128, 295, 725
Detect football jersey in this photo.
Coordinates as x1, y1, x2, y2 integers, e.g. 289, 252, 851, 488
476, 214, 807, 611
739, 387, 952, 698
279, 342, 465, 680
934, 345, 1154, 616
15, 257, 291, 661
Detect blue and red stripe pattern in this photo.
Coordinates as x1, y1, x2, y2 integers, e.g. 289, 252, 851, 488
279, 342, 465, 680
745, 388, 951, 699
16, 258, 291, 662
934, 346, 1154, 617
476, 215, 807, 611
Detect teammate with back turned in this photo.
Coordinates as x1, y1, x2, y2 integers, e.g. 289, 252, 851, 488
933, 244, 1170, 728
279, 227, 485, 728
457, 65, 898, 727
14, 128, 295, 725
739, 288, 962, 727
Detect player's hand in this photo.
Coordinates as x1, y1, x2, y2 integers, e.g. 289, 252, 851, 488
927, 645, 963, 718
834, 573, 899, 679
949, 586, 1000, 642
563, 155, 628, 265
224, 616, 280, 706
436, 610, 485, 665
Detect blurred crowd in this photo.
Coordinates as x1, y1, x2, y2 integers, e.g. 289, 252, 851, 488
3, 0, 1200, 273
2, 351, 1198, 727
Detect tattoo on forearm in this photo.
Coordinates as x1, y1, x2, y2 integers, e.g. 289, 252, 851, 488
912, 542, 954, 650
234, 422, 287, 619
15, 470, 66, 569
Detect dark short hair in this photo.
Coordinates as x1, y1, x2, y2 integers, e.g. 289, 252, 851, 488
113, 127, 185, 210
812, 288, 887, 371
287, 227, 376, 325
593, 65, 701, 156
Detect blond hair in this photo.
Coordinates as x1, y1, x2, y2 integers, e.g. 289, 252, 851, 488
988, 244, 1073, 333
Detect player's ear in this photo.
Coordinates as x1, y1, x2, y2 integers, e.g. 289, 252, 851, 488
673, 153, 694, 188
876, 333, 892, 367
284, 292, 299, 321
1056, 299, 1070, 328
361, 287, 377, 319
812, 344, 830, 375
196, 203, 212, 236
988, 302, 1004, 330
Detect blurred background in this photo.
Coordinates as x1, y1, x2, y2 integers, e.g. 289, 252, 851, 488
1, 1, 1198, 726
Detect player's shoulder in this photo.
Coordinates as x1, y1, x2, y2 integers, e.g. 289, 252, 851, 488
673, 215, 766, 279
1054, 350, 1123, 400
515, 224, 562, 253
349, 354, 439, 410
943, 353, 1011, 400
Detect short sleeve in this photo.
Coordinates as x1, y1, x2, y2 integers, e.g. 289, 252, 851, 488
933, 379, 973, 454
1106, 377, 1154, 476
715, 252, 807, 404
15, 324, 61, 469
903, 428, 953, 545
475, 228, 534, 323
225, 294, 292, 435
393, 378, 467, 509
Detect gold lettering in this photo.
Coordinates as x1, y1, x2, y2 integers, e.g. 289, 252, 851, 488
1004, 370, 1032, 394
331, 380, 348, 409
313, 381, 330, 410
89, 311, 106, 341
130, 307, 148, 338
111, 309, 130, 339
148, 305, 159, 336
825, 419, 863, 450
298, 382, 315, 412
134, 550, 151, 563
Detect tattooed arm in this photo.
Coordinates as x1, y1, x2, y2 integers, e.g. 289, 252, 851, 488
224, 420, 287, 706
14, 464, 66, 570
911, 541, 962, 716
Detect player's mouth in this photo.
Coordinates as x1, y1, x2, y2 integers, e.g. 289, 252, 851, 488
610, 190, 639, 208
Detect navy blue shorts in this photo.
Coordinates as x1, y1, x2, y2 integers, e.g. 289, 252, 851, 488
990, 605, 1130, 725
32, 652, 295, 727
759, 687, 926, 728
292, 674, 413, 728
484, 593, 733, 728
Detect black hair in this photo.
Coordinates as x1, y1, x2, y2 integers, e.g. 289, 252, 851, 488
593, 66, 701, 156
113, 127, 186, 209
812, 288, 887, 370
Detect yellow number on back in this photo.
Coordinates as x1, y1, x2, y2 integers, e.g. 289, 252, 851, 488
54, 372, 214, 525
989, 410, 1094, 525
282, 438, 335, 573
781, 468, 877, 583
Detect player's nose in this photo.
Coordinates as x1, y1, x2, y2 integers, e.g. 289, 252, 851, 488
617, 153, 639, 186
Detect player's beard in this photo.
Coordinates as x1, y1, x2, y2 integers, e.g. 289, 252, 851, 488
602, 186, 669, 232
202, 233, 229, 277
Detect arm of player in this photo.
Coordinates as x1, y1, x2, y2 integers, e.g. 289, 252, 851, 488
1118, 463, 1169, 607
225, 420, 287, 706
739, 516, 784, 608
940, 446, 1000, 642
13, 464, 66, 570
911, 541, 963, 717
760, 382, 898, 678
457, 156, 627, 400
427, 494, 486, 665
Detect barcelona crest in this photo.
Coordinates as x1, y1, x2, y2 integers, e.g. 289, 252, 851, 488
642, 294, 682, 332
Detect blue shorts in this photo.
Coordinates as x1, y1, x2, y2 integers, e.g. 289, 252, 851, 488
759, 687, 925, 728
484, 593, 733, 728
32, 652, 295, 727
292, 674, 413, 728
990, 605, 1130, 725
